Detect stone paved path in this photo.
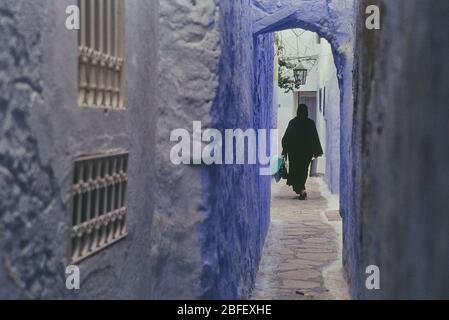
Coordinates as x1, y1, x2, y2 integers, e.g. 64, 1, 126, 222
250, 177, 350, 300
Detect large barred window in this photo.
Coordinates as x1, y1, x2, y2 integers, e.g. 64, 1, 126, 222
71, 152, 129, 263
78, 0, 125, 110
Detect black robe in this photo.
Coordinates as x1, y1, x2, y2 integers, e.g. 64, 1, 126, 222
282, 116, 323, 193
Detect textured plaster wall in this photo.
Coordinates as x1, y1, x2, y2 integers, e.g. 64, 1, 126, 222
351, 0, 449, 299
155, 0, 274, 299
0, 0, 158, 299
153, 0, 220, 299
200, 0, 274, 297
0, 0, 66, 298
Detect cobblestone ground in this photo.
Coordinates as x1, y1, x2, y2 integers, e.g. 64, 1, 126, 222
250, 177, 350, 300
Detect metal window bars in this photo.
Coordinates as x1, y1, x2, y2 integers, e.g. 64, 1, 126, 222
78, 0, 125, 110
71, 152, 129, 263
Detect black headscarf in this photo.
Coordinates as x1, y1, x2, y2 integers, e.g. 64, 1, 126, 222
297, 104, 309, 118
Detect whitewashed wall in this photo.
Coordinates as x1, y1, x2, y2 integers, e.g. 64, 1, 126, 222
318, 38, 341, 193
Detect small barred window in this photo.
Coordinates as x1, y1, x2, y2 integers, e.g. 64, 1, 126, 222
78, 0, 125, 110
71, 152, 129, 263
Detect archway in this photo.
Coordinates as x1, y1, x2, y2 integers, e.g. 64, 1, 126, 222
198, 0, 356, 299
250, 0, 356, 298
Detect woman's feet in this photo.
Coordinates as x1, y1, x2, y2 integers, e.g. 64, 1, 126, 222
296, 189, 307, 200
293, 186, 307, 200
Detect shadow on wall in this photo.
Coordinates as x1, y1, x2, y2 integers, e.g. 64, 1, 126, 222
353, 0, 449, 299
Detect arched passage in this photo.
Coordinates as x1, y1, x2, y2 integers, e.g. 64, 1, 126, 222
251, 0, 357, 296
199, 0, 357, 299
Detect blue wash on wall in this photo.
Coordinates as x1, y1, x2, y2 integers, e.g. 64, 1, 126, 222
198, 0, 274, 299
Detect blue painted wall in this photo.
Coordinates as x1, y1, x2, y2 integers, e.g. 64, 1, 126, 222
199, 0, 274, 299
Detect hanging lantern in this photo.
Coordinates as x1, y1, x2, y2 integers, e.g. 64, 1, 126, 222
293, 62, 308, 86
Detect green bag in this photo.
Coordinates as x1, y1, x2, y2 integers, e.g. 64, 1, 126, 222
273, 156, 288, 183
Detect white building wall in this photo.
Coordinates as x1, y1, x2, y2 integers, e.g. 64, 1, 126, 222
277, 90, 295, 155
318, 39, 341, 194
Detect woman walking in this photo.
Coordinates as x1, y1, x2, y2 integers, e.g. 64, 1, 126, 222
282, 104, 323, 200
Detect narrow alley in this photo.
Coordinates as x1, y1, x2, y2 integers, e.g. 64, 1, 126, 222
1, 0, 449, 302
251, 178, 349, 300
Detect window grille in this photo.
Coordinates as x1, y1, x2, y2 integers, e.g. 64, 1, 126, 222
78, 0, 125, 110
71, 152, 129, 263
